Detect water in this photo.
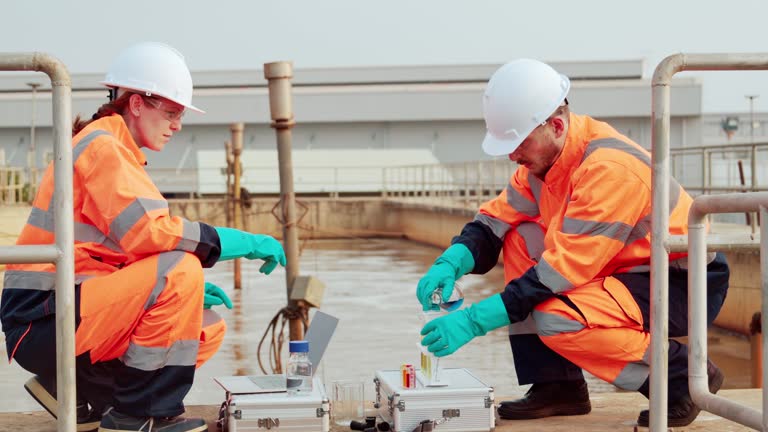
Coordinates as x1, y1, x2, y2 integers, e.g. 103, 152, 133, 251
286, 348, 313, 396
0, 238, 754, 412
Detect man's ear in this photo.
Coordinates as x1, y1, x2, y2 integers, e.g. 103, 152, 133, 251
551, 116, 566, 137
127, 93, 143, 117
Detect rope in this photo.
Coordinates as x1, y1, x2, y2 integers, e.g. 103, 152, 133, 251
256, 304, 309, 374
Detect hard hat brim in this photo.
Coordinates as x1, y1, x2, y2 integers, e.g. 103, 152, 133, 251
482, 132, 523, 157
99, 81, 205, 114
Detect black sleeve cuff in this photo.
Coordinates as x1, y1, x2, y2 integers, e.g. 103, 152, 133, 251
451, 220, 503, 274
195, 222, 222, 268
499, 266, 555, 323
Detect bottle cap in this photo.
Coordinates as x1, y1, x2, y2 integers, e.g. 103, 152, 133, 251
289, 340, 309, 353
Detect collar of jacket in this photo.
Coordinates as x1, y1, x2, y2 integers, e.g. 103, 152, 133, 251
541, 112, 590, 188
83, 115, 147, 166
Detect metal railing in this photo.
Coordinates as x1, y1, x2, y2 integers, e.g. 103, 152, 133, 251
0, 54, 75, 432
36, 140, 757, 201
382, 159, 515, 208
652, 53, 768, 432
0, 166, 26, 204
670, 142, 768, 195
686, 193, 768, 430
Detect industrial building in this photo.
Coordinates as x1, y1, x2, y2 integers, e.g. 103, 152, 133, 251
0, 59, 760, 196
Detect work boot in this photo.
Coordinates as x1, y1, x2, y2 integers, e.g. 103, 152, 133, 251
24, 375, 102, 431
497, 379, 591, 419
98, 407, 208, 432
636, 360, 725, 427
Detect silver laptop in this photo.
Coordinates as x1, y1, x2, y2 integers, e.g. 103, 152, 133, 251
214, 311, 339, 394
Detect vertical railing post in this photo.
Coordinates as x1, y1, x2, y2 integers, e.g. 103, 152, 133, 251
760, 204, 768, 427
230, 123, 243, 290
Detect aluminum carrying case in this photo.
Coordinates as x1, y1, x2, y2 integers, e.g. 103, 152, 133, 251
374, 368, 495, 432
216, 376, 330, 431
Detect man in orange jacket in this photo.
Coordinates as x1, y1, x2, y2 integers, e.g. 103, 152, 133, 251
1, 42, 286, 432
416, 59, 729, 427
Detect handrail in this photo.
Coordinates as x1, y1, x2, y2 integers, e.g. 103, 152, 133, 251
652, 53, 768, 432
0, 53, 74, 432
687, 193, 768, 430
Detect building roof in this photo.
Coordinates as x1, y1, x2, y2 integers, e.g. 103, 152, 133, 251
0, 59, 701, 128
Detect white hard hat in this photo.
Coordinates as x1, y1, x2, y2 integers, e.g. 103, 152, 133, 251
481, 59, 570, 156
100, 42, 204, 113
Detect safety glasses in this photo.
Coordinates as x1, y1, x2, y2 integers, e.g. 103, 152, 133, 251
142, 96, 185, 122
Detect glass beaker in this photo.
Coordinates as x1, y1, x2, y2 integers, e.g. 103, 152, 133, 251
331, 380, 364, 427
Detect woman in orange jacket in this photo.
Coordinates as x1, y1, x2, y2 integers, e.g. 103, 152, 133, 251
1, 42, 286, 432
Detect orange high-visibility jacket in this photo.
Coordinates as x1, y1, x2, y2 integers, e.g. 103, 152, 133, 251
1, 115, 220, 329
454, 113, 691, 321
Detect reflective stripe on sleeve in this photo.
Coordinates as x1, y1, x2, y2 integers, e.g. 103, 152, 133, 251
473, 213, 512, 239
109, 198, 169, 242
505, 183, 539, 217
534, 259, 573, 293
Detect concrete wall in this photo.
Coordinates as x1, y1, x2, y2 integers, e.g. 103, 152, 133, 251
716, 250, 762, 335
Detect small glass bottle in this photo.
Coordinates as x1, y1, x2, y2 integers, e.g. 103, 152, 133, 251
286, 340, 313, 396
431, 281, 464, 311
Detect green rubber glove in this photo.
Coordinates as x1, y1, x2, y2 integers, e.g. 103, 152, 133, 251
416, 244, 475, 311
420, 293, 510, 357
215, 227, 287, 274
203, 282, 233, 310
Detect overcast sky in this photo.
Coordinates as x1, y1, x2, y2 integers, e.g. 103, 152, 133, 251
3, 0, 768, 113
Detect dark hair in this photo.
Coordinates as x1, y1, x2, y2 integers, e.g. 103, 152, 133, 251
72, 91, 132, 136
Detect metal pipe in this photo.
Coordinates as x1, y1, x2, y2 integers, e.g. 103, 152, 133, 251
761, 204, 768, 429
0, 244, 59, 263
264, 61, 303, 341
750, 312, 762, 389
686, 193, 768, 430
231, 124, 243, 290
225, 140, 233, 227
28, 82, 40, 200
651, 54, 677, 431
0, 52, 75, 432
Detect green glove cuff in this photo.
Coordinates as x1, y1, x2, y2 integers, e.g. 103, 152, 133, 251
437, 243, 475, 279
215, 227, 249, 261
468, 293, 511, 336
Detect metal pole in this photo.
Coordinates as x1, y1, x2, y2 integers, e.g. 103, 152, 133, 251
761, 204, 768, 429
225, 140, 233, 227
264, 61, 304, 341
750, 312, 762, 388
747, 95, 759, 233
231, 124, 243, 290
27, 82, 40, 201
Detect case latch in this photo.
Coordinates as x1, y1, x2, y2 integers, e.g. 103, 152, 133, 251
396, 400, 406, 412
257, 418, 280, 429
316, 406, 330, 418
484, 396, 493, 408
442, 409, 460, 418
